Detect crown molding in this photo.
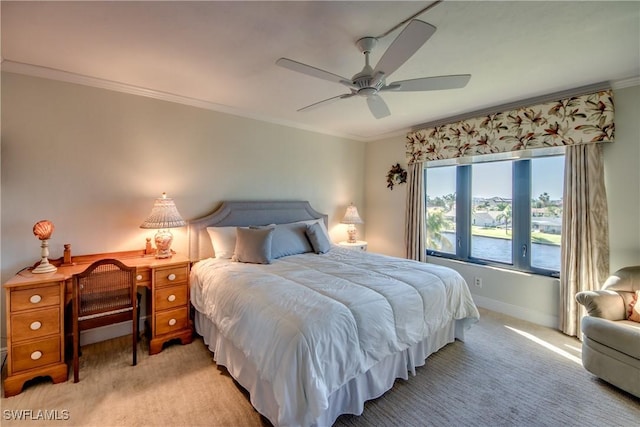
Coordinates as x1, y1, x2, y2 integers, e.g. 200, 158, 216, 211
3, 60, 636, 144
611, 75, 640, 89
0, 60, 368, 142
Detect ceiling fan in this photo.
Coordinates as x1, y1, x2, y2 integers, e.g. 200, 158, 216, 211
276, 19, 471, 119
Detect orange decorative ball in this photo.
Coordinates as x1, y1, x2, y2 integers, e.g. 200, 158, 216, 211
33, 220, 55, 240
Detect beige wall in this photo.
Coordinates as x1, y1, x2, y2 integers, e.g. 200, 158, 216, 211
2, 71, 637, 346
0, 72, 366, 346
364, 84, 640, 327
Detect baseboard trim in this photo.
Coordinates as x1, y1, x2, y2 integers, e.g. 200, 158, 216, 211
472, 295, 559, 329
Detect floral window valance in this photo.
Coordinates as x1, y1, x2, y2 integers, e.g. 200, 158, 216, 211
406, 90, 614, 164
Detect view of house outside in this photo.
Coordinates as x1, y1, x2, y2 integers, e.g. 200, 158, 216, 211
426, 156, 564, 272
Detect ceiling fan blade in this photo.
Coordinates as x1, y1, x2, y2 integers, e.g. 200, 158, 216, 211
383, 74, 471, 92
366, 94, 391, 119
276, 58, 354, 88
373, 19, 436, 78
298, 93, 356, 112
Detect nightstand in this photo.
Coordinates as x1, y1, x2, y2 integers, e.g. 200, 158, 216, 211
338, 241, 368, 251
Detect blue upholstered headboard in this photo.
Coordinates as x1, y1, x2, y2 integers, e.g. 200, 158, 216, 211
188, 201, 328, 261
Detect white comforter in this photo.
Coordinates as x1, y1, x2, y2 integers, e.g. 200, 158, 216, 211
190, 247, 479, 425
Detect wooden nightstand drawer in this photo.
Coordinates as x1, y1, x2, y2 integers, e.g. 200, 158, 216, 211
11, 307, 60, 342
154, 265, 188, 287
155, 307, 189, 336
12, 336, 61, 373
10, 285, 60, 313
155, 285, 187, 311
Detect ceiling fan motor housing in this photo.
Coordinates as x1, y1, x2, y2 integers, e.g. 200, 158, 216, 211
353, 37, 384, 95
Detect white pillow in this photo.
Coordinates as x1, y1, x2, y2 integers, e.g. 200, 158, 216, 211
206, 226, 237, 259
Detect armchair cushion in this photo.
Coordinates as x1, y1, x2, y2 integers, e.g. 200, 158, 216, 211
602, 265, 640, 292
582, 316, 640, 360
575, 290, 627, 320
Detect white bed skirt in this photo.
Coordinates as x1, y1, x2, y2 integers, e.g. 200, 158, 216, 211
194, 310, 467, 427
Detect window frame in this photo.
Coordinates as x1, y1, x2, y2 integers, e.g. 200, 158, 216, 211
425, 156, 562, 278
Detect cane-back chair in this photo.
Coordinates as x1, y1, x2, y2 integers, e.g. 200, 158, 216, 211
72, 258, 138, 383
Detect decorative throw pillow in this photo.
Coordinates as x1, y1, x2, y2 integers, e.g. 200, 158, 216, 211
270, 222, 314, 259
628, 291, 640, 322
297, 219, 331, 241
306, 222, 331, 254
232, 227, 274, 264
206, 226, 237, 259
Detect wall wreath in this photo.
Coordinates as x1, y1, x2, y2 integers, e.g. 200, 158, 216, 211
386, 163, 407, 190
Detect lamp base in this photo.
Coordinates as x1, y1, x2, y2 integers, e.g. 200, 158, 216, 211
154, 229, 174, 259
33, 260, 57, 274
347, 226, 358, 244
32, 239, 57, 274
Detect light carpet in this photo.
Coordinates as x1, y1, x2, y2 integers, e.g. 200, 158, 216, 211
2, 308, 638, 426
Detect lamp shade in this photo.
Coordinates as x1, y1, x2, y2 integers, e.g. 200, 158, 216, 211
341, 203, 363, 225
140, 193, 186, 229
140, 193, 186, 259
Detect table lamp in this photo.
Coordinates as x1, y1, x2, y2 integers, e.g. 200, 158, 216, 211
341, 203, 363, 243
140, 193, 186, 258
32, 220, 58, 273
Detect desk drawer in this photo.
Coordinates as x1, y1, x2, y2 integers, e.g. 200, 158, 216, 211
155, 285, 187, 311
11, 307, 60, 342
154, 265, 188, 287
135, 268, 151, 287
10, 285, 60, 313
155, 307, 188, 336
12, 336, 61, 373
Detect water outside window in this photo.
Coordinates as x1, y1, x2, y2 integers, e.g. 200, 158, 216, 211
471, 161, 513, 263
425, 155, 563, 274
531, 156, 564, 271
426, 166, 456, 254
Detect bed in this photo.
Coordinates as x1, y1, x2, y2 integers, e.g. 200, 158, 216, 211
188, 201, 480, 427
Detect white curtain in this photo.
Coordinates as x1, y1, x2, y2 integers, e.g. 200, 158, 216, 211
405, 162, 426, 262
560, 143, 610, 337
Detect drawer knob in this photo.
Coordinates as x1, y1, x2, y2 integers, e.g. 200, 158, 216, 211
167, 294, 176, 302
31, 351, 43, 360
30, 321, 42, 331
136, 274, 143, 281
168, 318, 177, 326
29, 294, 42, 304
167, 273, 176, 281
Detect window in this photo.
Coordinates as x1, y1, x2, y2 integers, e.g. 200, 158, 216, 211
471, 161, 512, 264
425, 155, 564, 276
425, 167, 456, 255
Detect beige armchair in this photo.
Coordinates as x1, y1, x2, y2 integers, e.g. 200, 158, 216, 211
575, 266, 640, 397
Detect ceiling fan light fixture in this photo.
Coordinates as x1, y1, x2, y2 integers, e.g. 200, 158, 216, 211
358, 87, 378, 97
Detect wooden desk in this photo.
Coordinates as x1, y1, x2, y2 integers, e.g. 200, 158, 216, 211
3, 251, 193, 397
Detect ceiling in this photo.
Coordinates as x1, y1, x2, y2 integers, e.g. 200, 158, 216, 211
1, 1, 639, 141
